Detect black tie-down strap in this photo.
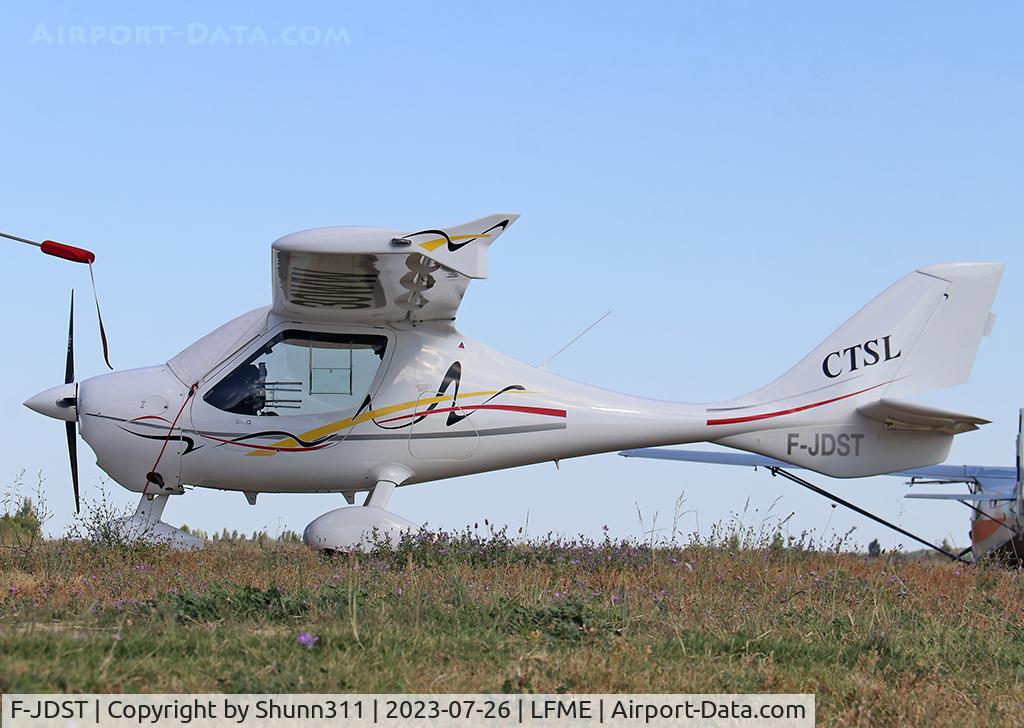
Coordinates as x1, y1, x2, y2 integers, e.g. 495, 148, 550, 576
767, 465, 970, 564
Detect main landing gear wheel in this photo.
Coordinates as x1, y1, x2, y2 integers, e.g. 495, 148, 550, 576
303, 465, 415, 553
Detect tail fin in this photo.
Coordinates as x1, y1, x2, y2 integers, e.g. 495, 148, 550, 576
710, 262, 1004, 477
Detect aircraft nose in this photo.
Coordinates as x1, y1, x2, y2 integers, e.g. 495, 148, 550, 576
24, 383, 78, 421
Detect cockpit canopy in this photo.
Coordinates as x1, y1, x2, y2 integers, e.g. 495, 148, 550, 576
167, 306, 270, 386
202, 330, 387, 417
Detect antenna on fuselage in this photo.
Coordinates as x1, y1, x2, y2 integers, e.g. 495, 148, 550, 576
537, 310, 612, 369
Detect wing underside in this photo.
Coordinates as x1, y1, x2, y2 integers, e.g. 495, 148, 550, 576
620, 446, 1017, 498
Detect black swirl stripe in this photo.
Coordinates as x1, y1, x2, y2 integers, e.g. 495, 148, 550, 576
405, 219, 511, 252
118, 427, 202, 456
373, 360, 525, 430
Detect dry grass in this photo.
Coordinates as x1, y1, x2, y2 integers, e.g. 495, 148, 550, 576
1, 530, 1022, 727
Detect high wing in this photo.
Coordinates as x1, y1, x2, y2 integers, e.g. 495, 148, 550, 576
619, 447, 1018, 500
271, 213, 518, 323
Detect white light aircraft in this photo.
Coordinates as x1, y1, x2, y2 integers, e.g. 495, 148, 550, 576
18, 215, 1004, 551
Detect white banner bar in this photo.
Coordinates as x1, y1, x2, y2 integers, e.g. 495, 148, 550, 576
2, 694, 814, 728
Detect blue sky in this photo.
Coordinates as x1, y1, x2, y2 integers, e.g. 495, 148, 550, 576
1, 2, 1022, 550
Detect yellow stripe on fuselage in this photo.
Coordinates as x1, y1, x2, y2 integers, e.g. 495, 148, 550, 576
245, 388, 527, 455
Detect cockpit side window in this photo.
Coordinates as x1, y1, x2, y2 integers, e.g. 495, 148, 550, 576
203, 330, 387, 417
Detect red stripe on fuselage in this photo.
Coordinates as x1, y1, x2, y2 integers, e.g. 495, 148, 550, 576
377, 404, 566, 424
706, 381, 891, 426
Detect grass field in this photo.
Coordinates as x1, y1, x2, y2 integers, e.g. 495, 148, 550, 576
1, 523, 1023, 727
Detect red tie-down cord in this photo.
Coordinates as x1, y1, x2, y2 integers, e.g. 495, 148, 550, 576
2, 230, 113, 369
143, 383, 199, 496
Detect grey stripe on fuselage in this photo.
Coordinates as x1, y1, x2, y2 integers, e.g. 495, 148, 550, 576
342, 422, 567, 441
86, 412, 565, 442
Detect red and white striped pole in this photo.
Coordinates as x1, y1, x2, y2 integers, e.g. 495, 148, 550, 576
1, 230, 97, 264
3, 230, 112, 369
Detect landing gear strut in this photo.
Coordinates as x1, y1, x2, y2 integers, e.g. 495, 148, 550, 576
303, 465, 416, 552
112, 493, 204, 550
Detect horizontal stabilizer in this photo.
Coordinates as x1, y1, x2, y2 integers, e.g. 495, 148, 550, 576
858, 398, 989, 434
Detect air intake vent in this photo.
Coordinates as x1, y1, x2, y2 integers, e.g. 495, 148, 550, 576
278, 252, 384, 310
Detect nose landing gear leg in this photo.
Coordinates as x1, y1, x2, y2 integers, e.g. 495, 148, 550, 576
111, 494, 205, 550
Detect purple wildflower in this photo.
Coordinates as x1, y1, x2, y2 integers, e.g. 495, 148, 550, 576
297, 631, 319, 649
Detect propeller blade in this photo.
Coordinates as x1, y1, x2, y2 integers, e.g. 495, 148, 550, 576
64, 291, 80, 513
66, 419, 80, 514
65, 290, 74, 384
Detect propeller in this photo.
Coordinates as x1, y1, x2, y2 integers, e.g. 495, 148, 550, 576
65, 291, 80, 513
7, 225, 113, 513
